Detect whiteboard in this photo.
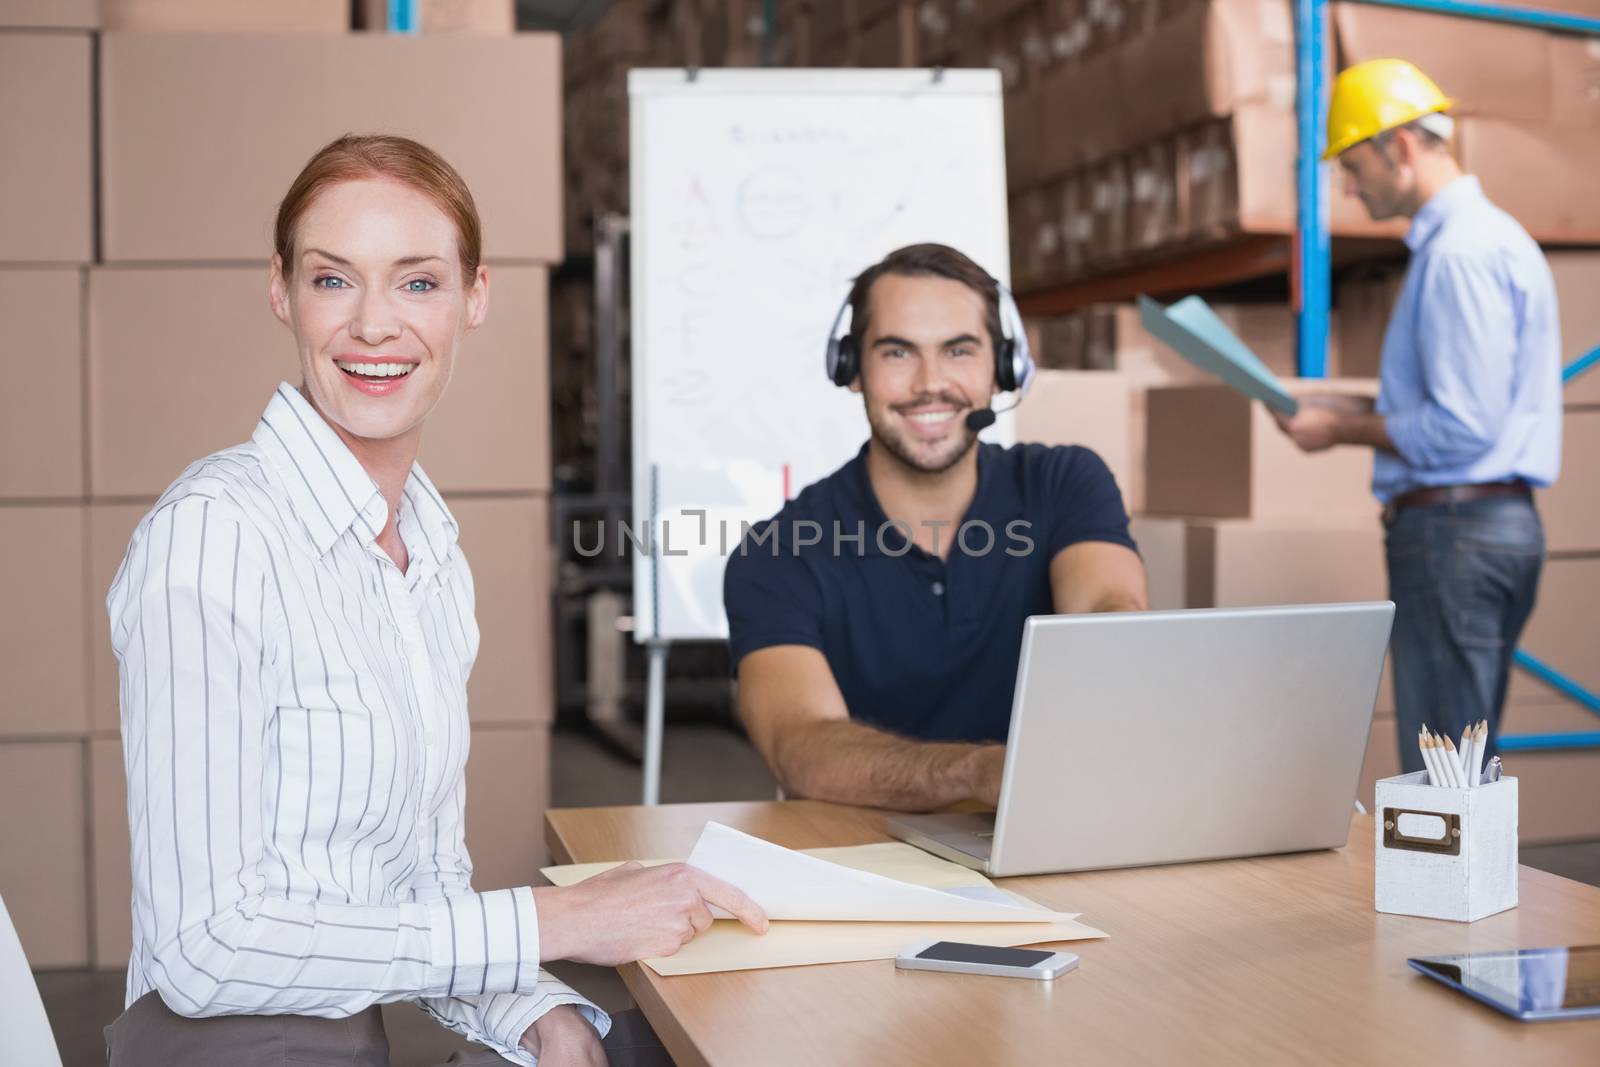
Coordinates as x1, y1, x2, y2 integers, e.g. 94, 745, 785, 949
629, 68, 1013, 641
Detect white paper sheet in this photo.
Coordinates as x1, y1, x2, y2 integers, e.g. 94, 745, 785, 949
684, 822, 1075, 923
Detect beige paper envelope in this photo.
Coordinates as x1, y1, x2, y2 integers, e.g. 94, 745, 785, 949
540, 840, 1106, 975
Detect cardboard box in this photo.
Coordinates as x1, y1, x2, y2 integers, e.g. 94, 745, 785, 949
1129, 513, 1387, 611
1504, 703, 1600, 845
574, 0, 655, 68
0, 740, 89, 967
1334, 266, 1404, 380
914, 0, 980, 65
464, 724, 551, 885
1126, 140, 1180, 256
0, 0, 97, 27
0, 32, 92, 263
980, 0, 1039, 27
1548, 250, 1600, 405
770, 0, 813, 67
1551, 32, 1600, 130
100, 32, 562, 262
858, 3, 915, 66
1041, 0, 1092, 68
1511, 556, 1600, 706
88, 268, 297, 498
1128, 515, 1185, 610
1035, 50, 1120, 179
355, 0, 514, 34
1026, 313, 1091, 371
1009, 187, 1055, 293
1332, 2, 1552, 124
1119, 0, 1294, 146
0, 269, 84, 497
90, 735, 133, 969
808, 0, 850, 51
1016, 370, 1144, 513
1540, 408, 1598, 553
1085, 156, 1130, 270
88, 265, 552, 498
0, 507, 89, 737
1458, 118, 1600, 244
103, 0, 347, 32
1034, 0, 1295, 179
1059, 174, 1092, 280
1181, 515, 1384, 609
1143, 380, 1381, 519
450, 495, 555, 726
424, 265, 553, 493
1004, 87, 1041, 190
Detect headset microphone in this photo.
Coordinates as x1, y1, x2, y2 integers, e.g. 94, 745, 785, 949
964, 392, 1023, 432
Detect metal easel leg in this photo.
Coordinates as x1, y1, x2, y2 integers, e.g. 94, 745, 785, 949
643, 640, 669, 805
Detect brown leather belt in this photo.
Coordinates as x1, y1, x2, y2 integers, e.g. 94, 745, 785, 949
1383, 480, 1531, 524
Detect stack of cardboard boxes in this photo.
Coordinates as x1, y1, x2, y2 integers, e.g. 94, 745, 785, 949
1, 1, 559, 975
1001, 0, 1600, 290
561, 0, 1600, 292
562, 0, 766, 259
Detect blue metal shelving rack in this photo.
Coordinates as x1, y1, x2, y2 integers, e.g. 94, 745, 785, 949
1294, 0, 1600, 752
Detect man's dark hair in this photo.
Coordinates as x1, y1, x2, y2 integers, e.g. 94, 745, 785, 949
846, 243, 1004, 357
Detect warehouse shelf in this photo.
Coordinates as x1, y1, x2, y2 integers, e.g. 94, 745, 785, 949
1016, 234, 1406, 317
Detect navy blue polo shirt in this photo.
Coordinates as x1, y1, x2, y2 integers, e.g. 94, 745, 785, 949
723, 442, 1136, 742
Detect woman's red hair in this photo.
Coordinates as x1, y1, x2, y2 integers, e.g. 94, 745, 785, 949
274, 133, 482, 277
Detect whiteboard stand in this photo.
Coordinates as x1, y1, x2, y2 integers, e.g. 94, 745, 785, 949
643, 460, 666, 805
642, 639, 668, 805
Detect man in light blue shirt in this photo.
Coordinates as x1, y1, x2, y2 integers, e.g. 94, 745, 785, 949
1275, 60, 1562, 775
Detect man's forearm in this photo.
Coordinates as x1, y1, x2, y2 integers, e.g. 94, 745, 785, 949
1335, 411, 1396, 453
771, 718, 999, 812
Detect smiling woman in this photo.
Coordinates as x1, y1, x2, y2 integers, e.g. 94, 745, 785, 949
265, 137, 489, 571
102, 135, 746, 1067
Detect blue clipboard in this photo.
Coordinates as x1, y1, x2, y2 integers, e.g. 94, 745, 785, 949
1137, 295, 1300, 415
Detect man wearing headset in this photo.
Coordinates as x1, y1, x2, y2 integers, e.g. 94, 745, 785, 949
723, 243, 1149, 813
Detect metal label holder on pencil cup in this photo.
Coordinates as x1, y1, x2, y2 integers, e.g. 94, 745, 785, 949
1374, 771, 1518, 923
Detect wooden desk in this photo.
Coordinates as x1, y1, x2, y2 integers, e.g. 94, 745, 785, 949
545, 801, 1600, 1065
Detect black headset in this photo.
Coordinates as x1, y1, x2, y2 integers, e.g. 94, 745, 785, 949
824, 274, 1035, 395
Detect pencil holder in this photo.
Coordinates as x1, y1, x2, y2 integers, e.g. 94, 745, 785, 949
1373, 771, 1518, 923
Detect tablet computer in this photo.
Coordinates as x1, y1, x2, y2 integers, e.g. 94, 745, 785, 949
1409, 946, 1600, 1021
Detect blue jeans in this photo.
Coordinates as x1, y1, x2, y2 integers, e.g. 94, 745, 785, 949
1386, 496, 1544, 776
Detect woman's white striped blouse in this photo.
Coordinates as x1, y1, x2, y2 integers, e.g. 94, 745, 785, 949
107, 383, 605, 1063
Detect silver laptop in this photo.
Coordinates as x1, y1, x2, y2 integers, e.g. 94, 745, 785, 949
888, 603, 1395, 878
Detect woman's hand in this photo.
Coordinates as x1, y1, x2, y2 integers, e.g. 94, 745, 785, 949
520, 1005, 605, 1066
532, 861, 769, 966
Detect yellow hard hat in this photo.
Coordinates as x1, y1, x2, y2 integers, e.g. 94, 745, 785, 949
1324, 58, 1454, 160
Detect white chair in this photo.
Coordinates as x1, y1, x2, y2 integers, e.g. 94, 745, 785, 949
0, 893, 65, 1067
